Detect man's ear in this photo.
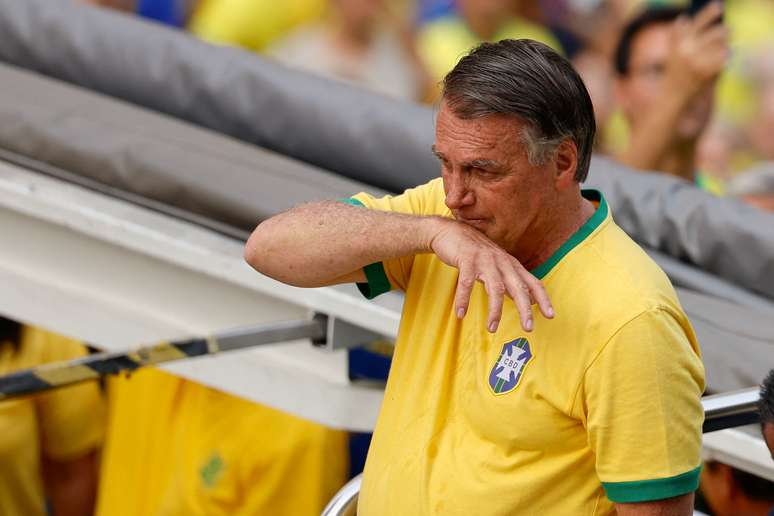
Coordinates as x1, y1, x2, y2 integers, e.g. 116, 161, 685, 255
553, 139, 578, 189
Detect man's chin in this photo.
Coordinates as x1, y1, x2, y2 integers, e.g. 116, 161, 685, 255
459, 218, 489, 232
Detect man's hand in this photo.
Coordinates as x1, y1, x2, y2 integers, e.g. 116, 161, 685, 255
429, 218, 554, 333
245, 200, 552, 334
665, 3, 729, 102
616, 1, 729, 177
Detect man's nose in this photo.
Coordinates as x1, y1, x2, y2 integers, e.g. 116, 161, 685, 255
445, 171, 475, 210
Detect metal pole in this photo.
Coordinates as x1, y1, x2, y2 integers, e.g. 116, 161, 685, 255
0, 315, 327, 400
321, 474, 361, 516
702, 387, 761, 433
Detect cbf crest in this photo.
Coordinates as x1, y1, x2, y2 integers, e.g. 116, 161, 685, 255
488, 337, 533, 395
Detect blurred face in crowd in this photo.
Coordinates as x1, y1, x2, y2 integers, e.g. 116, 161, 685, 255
616, 22, 715, 142
700, 461, 774, 516
458, 0, 516, 22
334, 0, 385, 35
433, 102, 574, 257
574, 53, 615, 131
748, 87, 774, 160
740, 193, 774, 212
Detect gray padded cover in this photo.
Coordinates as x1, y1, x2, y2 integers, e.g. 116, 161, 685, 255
0, 0, 435, 194
0, 64, 384, 233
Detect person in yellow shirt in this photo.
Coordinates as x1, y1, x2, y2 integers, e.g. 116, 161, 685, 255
0, 318, 105, 516
245, 39, 705, 514
188, 0, 326, 52
417, 0, 562, 85
96, 367, 349, 516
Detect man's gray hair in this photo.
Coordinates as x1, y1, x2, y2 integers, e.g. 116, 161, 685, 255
441, 39, 596, 182
519, 125, 571, 170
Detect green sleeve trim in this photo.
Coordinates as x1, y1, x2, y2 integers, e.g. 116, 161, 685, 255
602, 465, 702, 503
338, 197, 392, 299
339, 197, 365, 207
357, 262, 392, 299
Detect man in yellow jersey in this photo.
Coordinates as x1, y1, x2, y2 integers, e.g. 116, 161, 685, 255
245, 39, 705, 514
96, 368, 349, 516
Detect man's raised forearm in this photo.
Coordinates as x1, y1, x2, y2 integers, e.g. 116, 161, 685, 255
244, 200, 442, 287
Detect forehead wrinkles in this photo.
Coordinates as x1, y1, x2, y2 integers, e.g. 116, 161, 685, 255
436, 108, 524, 156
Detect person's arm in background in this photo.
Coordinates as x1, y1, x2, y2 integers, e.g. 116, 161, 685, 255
615, 493, 694, 515
244, 199, 553, 332
617, 2, 728, 175
42, 451, 99, 516
82, 0, 136, 11
31, 328, 105, 516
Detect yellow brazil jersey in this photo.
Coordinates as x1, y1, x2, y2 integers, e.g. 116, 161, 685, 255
97, 368, 349, 516
345, 178, 705, 515
0, 326, 104, 516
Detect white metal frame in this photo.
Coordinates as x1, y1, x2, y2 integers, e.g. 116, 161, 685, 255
0, 163, 401, 430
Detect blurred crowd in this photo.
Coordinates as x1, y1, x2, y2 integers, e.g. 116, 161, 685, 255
84, 0, 774, 211
0, 317, 349, 516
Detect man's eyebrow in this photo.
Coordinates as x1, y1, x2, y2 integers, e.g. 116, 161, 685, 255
431, 146, 502, 170
463, 158, 502, 171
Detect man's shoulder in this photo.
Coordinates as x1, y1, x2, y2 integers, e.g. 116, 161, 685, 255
555, 219, 686, 327
351, 177, 449, 217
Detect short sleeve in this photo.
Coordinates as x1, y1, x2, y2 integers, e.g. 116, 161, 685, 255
344, 178, 447, 299
29, 330, 106, 461
579, 308, 705, 503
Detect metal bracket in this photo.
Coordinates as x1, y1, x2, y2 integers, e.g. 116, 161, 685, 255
314, 313, 388, 351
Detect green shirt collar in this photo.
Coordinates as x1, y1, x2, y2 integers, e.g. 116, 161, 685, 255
530, 189, 609, 280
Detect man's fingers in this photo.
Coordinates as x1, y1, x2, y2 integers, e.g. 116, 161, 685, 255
483, 276, 506, 333
695, 24, 729, 51
672, 15, 689, 41
450, 241, 554, 334
499, 266, 532, 332
454, 268, 475, 320
512, 280, 535, 332
523, 273, 554, 320
692, 1, 724, 33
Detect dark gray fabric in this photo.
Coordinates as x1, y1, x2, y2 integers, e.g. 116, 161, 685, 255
587, 157, 774, 304
0, 0, 437, 194
0, 64, 384, 231
648, 249, 774, 312
676, 288, 774, 392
